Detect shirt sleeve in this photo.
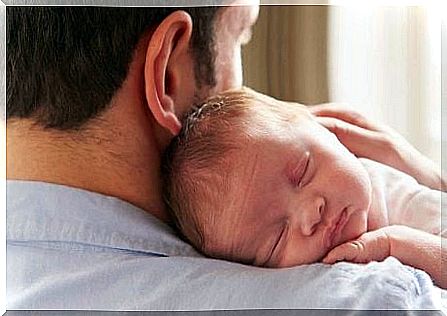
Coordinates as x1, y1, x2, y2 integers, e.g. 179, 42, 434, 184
360, 158, 446, 237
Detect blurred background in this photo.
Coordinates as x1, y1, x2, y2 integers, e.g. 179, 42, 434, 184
242, 5, 443, 168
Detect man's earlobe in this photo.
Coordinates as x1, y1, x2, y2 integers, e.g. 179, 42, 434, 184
144, 11, 193, 136
159, 95, 182, 135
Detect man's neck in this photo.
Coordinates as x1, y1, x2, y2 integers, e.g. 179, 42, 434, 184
7, 117, 170, 223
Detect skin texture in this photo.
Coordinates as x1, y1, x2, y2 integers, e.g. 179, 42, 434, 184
185, 92, 445, 287
7, 4, 259, 222
189, 92, 445, 287
209, 98, 373, 267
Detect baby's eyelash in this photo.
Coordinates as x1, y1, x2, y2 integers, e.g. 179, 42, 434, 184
266, 222, 289, 267
291, 153, 310, 187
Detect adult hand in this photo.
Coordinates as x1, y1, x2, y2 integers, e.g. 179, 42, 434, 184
309, 103, 445, 192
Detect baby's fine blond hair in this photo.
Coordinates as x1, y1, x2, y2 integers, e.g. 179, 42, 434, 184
162, 87, 303, 259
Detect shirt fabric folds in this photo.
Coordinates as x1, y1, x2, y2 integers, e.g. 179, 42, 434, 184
6, 180, 443, 310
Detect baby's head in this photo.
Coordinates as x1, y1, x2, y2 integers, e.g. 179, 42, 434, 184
162, 88, 372, 267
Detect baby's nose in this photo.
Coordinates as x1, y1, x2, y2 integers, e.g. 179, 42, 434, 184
301, 197, 325, 236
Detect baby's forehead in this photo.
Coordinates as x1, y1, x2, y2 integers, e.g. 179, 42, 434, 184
247, 96, 309, 124
228, 103, 307, 145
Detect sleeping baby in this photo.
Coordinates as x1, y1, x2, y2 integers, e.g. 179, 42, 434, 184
161, 87, 446, 288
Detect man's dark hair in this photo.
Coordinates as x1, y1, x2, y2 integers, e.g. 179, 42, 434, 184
7, 6, 220, 129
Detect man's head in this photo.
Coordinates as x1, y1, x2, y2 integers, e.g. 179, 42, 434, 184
7, 4, 258, 134
6, 4, 259, 221
163, 88, 372, 267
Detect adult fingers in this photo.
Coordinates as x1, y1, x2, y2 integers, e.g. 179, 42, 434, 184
315, 116, 392, 160
309, 104, 381, 132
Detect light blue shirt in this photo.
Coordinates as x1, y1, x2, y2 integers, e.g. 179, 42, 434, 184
6, 180, 442, 310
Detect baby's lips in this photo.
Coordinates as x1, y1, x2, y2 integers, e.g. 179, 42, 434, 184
323, 227, 334, 249
335, 210, 348, 236
323, 208, 347, 250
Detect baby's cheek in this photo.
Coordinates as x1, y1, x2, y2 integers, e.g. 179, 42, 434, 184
280, 239, 328, 267
347, 163, 373, 215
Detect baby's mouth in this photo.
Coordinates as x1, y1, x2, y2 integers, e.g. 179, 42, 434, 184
324, 208, 349, 249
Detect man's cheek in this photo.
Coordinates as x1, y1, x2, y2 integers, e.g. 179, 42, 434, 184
214, 52, 243, 92
231, 47, 243, 87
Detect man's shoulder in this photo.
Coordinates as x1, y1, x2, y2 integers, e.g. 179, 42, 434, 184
7, 180, 199, 257
7, 241, 440, 310
6, 180, 442, 310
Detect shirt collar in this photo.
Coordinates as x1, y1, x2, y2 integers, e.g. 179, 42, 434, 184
7, 180, 200, 257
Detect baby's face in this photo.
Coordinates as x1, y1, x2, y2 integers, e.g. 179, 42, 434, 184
208, 100, 372, 267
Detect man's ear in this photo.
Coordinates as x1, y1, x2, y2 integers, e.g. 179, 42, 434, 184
144, 11, 193, 136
